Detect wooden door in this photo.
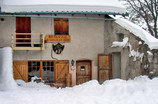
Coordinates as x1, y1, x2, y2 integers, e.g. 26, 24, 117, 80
98, 54, 112, 84
16, 17, 31, 47
13, 61, 28, 82
76, 60, 91, 85
55, 61, 69, 84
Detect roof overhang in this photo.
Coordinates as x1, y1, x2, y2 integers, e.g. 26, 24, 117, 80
0, 0, 128, 16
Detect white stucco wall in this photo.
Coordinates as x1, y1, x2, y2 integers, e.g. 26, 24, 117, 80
0, 15, 105, 85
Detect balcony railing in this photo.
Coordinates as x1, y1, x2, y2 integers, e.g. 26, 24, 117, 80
12, 33, 45, 50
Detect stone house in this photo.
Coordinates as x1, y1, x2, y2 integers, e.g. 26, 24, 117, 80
0, 0, 158, 87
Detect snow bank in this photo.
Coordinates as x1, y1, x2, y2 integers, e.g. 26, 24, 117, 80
16, 80, 53, 89
0, 47, 17, 90
115, 18, 158, 50
1, 76, 158, 104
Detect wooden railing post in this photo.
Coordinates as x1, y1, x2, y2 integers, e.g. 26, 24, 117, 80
11, 34, 14, 48
12, 33, 44, 50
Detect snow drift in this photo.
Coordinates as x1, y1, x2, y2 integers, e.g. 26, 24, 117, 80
0, 76, 158, 104
0, 47, 17, 90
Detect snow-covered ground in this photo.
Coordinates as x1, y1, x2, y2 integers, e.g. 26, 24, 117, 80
0, 76, 158, 104
1, 44, 158, 104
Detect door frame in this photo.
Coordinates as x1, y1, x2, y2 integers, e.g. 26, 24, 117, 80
76, 59, 92, 84
112, 52, 121, 79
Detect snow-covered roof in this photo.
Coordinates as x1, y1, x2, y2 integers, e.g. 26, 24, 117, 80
0, 0, 127, 15
115, 18, 158, 50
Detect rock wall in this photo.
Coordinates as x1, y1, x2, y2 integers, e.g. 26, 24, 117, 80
105, 21, 152, 79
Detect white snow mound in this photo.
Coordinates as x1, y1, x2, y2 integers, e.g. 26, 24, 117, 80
0, 76, 158, 104
0, 47, 17, 90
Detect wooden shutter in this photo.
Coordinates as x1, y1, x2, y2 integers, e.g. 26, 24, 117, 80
54, 18, 69, 35
16, 17, 31, 33
62, 19, 69, 34
16, 17, 31, 46
55, 61, 69, 84
13, 61, 28, 82
98, 54, 112, 83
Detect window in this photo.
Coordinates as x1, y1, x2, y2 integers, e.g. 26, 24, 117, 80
28, 61, 40, 81
28, 61, 54, 83
16, 17, 31, 47
54, 18, 69, 35
116, 33, 124, 42
42, 61, 54, 83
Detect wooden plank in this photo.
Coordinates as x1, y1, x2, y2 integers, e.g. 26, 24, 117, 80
98, 54, 112, 83
54, 18, 69, 35
14, 33, 40, 35
98, 54, 111, 70
13, 61, 28, 82
13, 47, 44, 50
99, 70, 109, 83
16, 38, 40, 40
66, 73, 72, 87
45, 35, 71, 43
55, 61, 69, 84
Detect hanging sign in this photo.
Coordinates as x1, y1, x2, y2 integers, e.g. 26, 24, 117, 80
45, 35, 71, 43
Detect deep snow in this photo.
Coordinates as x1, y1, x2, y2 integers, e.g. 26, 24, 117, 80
0, 47, 158, 104
0, 76, 158, 104
0, 47, 17, 90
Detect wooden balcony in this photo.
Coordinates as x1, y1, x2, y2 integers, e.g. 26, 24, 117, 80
12, 33, 45, 51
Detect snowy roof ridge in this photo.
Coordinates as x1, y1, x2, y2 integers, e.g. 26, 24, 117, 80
1, 0, 127, 15
114, 17, 158, 50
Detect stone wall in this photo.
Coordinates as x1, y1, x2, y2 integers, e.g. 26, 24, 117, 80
104, 21, 151, 79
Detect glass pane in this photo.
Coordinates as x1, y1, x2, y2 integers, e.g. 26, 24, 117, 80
42, 61, 54, 83
28, 61, 40, 82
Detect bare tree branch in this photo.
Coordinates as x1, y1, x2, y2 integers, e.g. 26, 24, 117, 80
122, 0, 158, 38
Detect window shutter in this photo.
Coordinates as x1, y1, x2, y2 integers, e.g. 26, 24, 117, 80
13, 61, 28, 82
62, 19, 69, 35
16, 17, 31, 47
54, 18, 69, 35
16, 17, 31, 33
